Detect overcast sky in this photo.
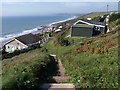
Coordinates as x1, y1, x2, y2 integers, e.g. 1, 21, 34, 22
1, 0, 119, 16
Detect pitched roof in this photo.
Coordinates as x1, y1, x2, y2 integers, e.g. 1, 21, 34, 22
73, 24, 94, 28
15, 33, 41, 45
80, 19, 105, 26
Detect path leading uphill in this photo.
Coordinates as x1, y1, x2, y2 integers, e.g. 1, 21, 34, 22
49, 54, 70, 82
40, 54, 75, 90
49, 54, 65, 76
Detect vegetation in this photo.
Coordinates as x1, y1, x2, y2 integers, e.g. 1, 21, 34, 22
1, 43, 41, 60
2, 48, 59, 89
109, 13, 120, 22
80, 12, 110, 19
2, 12, 119, 89
40, 12, 119, 88
53, 28, 70, 46
109, 13, 120, 31
42, 30, 119, 88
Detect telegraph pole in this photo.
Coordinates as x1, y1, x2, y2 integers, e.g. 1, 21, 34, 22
118, 1, 120, 13
107, 4, 109, 12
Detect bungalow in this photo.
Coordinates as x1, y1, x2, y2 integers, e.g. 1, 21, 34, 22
55, 29, 61, 32
54, 25, 63, 32
71, 19, 107, 37
71, 25, 94, 37
4, 33, 42, 53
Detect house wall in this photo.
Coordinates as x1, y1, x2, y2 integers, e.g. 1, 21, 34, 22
99, 27, 107, 34
93, 26, 106, 35
71, 26, 93, 37
5, 39, 28, 53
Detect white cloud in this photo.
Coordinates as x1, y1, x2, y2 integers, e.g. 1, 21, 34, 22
2, 0, 120, 3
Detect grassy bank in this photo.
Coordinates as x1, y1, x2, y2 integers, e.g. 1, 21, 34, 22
2, 12, 119, 89
41, 12, 119, 88
2, 48, 59, 89
42, 30, 119, 88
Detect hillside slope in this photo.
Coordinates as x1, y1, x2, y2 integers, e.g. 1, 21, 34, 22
2, 12, 119, 89
43, 30, 119, 88
42, 12, 119, 88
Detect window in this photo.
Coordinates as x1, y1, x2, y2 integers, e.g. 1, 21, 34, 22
16, 47, 18, 50
98, 27, 100, 31
8, 46, 10, 48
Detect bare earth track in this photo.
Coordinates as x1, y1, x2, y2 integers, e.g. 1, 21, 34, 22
40, 54, 75, 90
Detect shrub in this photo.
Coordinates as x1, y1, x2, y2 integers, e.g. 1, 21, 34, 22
116, 19, 120, 26
109, 13, 120, 22
49, 32, 53, 37
2, 54, 59, 89
64, 39, 70, 46
57, 36, 65, 46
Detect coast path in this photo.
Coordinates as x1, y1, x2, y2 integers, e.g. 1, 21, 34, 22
40, 54, 75, 90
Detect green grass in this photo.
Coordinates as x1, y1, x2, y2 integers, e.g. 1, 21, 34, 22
41, 34, 118, 88
43, 31, 118, 87
80, 12, 110, 19
2, 48, 59, 89
40, 15, 119, 88
65, 47, 118, 88
2, 12, 119, 89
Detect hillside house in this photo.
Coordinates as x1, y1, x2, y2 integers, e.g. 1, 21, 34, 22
54, 25, 63, 32
71, 19, 107, 37
4, 33, 43, 53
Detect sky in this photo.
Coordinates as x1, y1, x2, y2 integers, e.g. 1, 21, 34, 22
1, 0, 120, 2
0, 0, 119, 16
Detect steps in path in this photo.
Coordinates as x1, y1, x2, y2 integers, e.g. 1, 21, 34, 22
40, 83, 75, 90
40, 55, 75, 90
52, 76, 70, 83
48, 76, 71, 83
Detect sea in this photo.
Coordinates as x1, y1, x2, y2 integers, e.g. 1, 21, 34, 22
0, 14, 79, 46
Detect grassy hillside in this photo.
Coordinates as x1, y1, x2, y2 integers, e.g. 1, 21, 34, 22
2, 48, 59, 89
2, 12, 119, 89
79, 12, 110, 19
42, 30, 119, 88
41, 12, 119, 88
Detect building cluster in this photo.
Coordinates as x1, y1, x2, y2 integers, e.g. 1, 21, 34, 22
3, 33, 48, 53
71, 15, 109, 37
1, 14, 112, 53
1, 24, 64, 53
